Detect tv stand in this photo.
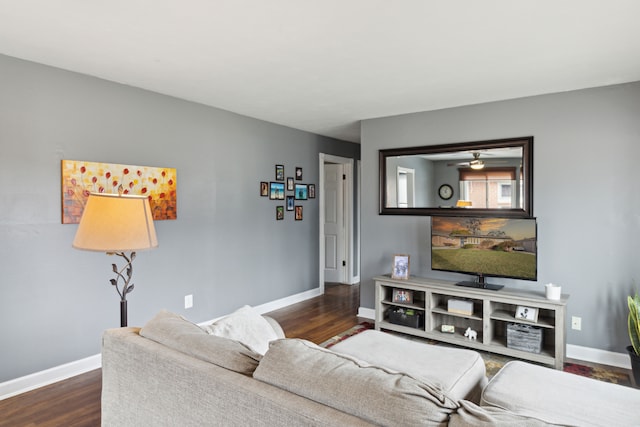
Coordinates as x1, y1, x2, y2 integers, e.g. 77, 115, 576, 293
374, 275, 569, 369
456, 281, 504, 291
456, 275, 503, 291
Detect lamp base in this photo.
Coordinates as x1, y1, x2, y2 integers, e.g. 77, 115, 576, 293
120, 300, 127, 327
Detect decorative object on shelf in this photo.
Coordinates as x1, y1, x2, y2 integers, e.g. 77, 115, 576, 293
391, 254, 410, 280
275, 165, 284, 181
392, 288, 413, 304
295, 167, 303, 180
276, 206, 284, 220
287, 177, 294, 191
269, 182, 285, 200
61, 159, 177, 224
72, 189, 158, 327
438, 184, 453, 200
286, 196, 294, 211
627, 293, 640, 386
507, 323, 543, 353
260, 181, 268, 197
295, 206, 303, 221
545, 283, 562, 300
515, 305, 539, 322
309, 184, 316, 199
441, 324, 455, 334
295, 184, 308, 200
447, 298, 474, 316
464, 327, 477, 340
456, 200, 472, 208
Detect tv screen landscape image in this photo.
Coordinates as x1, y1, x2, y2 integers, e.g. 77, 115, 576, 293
431, 216, 537, 287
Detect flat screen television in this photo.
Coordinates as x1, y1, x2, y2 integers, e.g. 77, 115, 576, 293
431, 215, 537, 290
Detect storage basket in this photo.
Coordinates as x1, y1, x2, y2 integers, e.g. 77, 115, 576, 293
388, 307, 424, 328
506, 323, 543, 353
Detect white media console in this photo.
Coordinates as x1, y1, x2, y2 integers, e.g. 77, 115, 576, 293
374, 275, 569, 369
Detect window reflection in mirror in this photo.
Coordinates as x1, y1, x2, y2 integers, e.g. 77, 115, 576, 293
379, 137, 533, 217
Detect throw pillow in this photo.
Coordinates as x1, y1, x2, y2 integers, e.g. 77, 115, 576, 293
203, 305, 279, 355
140, 310, 261, 375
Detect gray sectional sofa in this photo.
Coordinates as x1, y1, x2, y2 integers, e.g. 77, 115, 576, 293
101, 310, 640, 426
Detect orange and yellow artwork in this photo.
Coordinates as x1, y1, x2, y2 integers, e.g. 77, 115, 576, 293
61, 160, 177, 224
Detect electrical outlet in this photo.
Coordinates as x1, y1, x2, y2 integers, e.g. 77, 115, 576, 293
184, 294, 193, 309
571, 316, 581, 330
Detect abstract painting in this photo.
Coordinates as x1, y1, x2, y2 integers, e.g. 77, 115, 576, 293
61, 159, 177, 224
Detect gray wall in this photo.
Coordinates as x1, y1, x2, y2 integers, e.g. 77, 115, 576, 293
361, 81, 640, 353
0, 54, 359, 383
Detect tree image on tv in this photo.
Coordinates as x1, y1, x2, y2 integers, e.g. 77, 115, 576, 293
431, 216, 537, 280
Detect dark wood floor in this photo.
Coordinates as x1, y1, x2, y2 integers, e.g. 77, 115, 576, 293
0, 284, 362, 427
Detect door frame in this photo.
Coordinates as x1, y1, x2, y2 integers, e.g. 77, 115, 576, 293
319, 153, 358, 292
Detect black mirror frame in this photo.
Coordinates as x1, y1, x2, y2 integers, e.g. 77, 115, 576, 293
379, 136, 534, 217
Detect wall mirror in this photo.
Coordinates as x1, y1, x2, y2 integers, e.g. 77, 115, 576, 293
379, 136, 533, 217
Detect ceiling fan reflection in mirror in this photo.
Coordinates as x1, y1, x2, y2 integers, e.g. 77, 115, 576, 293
448, 152, 484, 169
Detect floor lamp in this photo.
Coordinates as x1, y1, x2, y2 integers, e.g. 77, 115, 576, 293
73, 191, 158, 327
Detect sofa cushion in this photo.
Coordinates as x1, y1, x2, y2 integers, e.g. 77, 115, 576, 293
203, 305, 280, 355
253, 338, 459, 426
481, 360, 640, 426
330, 329, 487, 402
140, 310, 261, 375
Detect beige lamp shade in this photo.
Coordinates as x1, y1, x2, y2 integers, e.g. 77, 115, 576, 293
73, 193, 158, 252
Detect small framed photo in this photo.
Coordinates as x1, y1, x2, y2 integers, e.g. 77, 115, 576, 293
295, 167, 303, 180
286, 196, 294, 211
275, 164, 285, 181
308, 184, 316, 199
287, 177, 294, 191
392, 288, 413, 304
269, 182, 285, 200
515, 305, 539, 322
276, 206, 284, 220
391, 254, 410, 280
260, 181, 268, 197
295, 184, 308, 200
295, 205, 303, 221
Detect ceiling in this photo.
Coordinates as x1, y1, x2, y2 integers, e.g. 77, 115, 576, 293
1, 1, 639, 143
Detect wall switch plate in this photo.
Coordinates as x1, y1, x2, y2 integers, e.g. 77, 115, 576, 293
184, 294, 193, 309
571, 316, 581, 330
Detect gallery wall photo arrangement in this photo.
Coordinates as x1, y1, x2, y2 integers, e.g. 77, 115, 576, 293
61, 160, 177, 224
259, 163, 315, 221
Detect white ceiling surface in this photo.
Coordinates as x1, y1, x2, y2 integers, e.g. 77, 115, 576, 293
1, 1, 639, 143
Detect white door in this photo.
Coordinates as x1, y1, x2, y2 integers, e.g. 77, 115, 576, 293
324, 163, 345, 283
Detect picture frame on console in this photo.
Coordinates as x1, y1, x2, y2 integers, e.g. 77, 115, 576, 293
392, 288, 413, 304
516, 305, 539, 322
391, 254, 410, 280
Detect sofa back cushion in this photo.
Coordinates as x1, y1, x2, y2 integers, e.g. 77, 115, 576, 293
253, 338, 459, 425
140, 310, 261, 375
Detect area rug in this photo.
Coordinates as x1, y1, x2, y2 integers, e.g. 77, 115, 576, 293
320, 322, 633, 387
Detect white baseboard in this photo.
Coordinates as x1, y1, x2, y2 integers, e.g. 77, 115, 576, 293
0, 354, 101, 401
0, 287, 324, 400
567, 344, 631, 370
358, 307, 375, 319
